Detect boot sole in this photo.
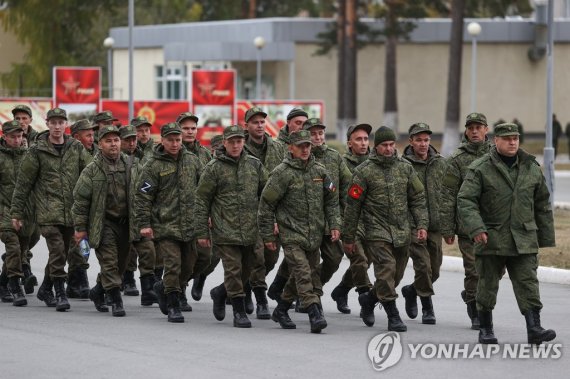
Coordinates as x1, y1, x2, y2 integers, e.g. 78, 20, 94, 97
123, 290, 140, 296
234, 321, 252, 328
528, 331, 556, 344
37, 292, 57, 307
422, 319, 436, 325
56, 304, 70, 312
168, 318, 185, 323
388, 324, 407, 332
13, 299, 28, 307
112, 311, 126, 317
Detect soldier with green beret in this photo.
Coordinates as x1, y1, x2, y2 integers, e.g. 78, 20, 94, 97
131, 116, 155, 158
343, 126, 428, 332
259, 129, 341, 333
12, 104, 38, 146
196, 125, 268, 328
440, 112, 492, 330
457, 123, 556, 345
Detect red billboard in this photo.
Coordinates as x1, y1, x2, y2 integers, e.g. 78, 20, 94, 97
191, 70, 236, 127
53, 66, 101, 106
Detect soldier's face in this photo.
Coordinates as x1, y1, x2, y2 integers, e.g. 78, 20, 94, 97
309, 127, 325, 146
465, 123, 488, 143
137, 125, 151, 143
162, 133, 182, 157
121, 136, 137, 154
409, 132, 431, 160
223, 136, 245, 159
348, 129, 369, 156
246, 115, 266, 140
75, 129, 95, 150
99, 133, 121, 159
4, 131, 24, 148
180, 119, 198, 143
46, 117, 67, 138
375, 141, 396, 157
287, 116, 308, 133
14, 111, 32, 129
494, 135, 519, 157
288, 142, 311, 161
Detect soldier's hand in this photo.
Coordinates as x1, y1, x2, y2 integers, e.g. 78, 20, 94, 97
417, 229, 427, 242
265, 242, 277, 251
74, 231, 88, 244
140, 228, 154, 239
11, 219, 22, 232
273, 223, 279, 236
198, 238, 211, 248
330, 229, 340, 242
444, 236, 455, 245
474, 232, 488, 245
343, 242, 354, 255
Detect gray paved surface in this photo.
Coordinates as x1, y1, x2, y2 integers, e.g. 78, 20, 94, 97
1, 239, 568, 378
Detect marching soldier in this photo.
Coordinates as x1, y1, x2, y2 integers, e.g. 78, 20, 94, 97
131, 116, 155, 157
12, 104, 38, 146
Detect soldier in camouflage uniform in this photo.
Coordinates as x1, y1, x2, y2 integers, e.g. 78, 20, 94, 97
12, 104, 39, 146
92, 111, 118, 144
259, 129, 341, 333
71, 119, 98, 156
195, 125, 268, 328
120, 125, 145, 160
440, 112, 492, 330
400, 123, 447, 325
458, 123, 556, 345
132, 116, 155, 157
135, 123, 203, 323
343, 126, 428, 332
11, 108, 92, 312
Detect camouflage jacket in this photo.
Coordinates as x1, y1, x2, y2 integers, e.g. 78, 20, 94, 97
277, 125, 291, 145
86, 143, 100, 157
258, 154, 341, 252
402, 145, 447, 232
244, 132, 286, 173
342, 151, 428, 247
138, 138, 155, 158
440, 139, 492, 238
343, 150, 369, 173
184, 140, 212, 167
11, 132, 92, 227
24, 127, 39, 147
135, 145, 202, 241
72, 153, 140, 248
457, 147, 555, 256
195, 149, 267, 246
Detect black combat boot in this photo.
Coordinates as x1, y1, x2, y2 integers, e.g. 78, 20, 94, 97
267, 274, 287, 302
271, 299, 296, 329
231, 297, 252, 328
37, 276, 57, 307
524, 309, 556, 345
358, 290, 378, 327
420, 296, 436, 325
152, 280, 168, 315
191, 273, 206, 301
478, 310, 498, 344
401, 284, 418, 319
307, 303, 327, 333
8, 277, 27, 306
53, 278, 70, 312
140, 274, 158, 306
461, 290, 480, 330
179, 284, 192, 312
88, 282, 109, 312
244, 281, 254, 315
77, 268, 90, 299
382, 300, 407, 332
154, 267, 164, 282
0, 270, 14, 303
166, 292, 184, 323
122, 270, 139, 296
65, 269, 81, 299
109, 287, 126, 317
210, 283, 227, 321
253, 287, 271, 320
331, 284, 351, 314
21, 264, 38, 295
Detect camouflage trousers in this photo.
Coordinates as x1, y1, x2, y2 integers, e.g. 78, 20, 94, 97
476, 254, 542, 313
1, 230, 30, 278
94, 221, 131, 291
249, 236, 280, 290
200, 245, 221, 278
340, 237, 372, 291
216, 244, 254, 299
25, 224, 41, 268
126, 238, 156, 277
157, 239, 203, 294
365, 240, 409, 302
458, 236, 478, 303
281, 244, 322, 307
406, 231, 443, 297
40, 225, 75, 279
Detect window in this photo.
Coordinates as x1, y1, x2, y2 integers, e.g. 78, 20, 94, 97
155, 64, 187, 100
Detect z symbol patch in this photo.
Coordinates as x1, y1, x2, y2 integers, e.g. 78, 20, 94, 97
140, 181, 152, 193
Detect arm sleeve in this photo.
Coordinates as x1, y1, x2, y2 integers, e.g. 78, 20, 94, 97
457, 169, 487, 240
134, 163, 159, 230
342, 171, 367, 244
72, 169, 93, 232
194, 164, 217, 240
10, 150, 39, 220
257, 171, 288, 244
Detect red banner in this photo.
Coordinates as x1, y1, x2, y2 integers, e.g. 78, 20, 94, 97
53, 67, 101, 105
191, 70, 236, 127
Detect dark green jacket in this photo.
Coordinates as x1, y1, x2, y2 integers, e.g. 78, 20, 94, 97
440, 138, 492, 238
457, 147, 555, 255
24, 127, 39, 147
184, 140, 212, 168
11, 132, 92, 226
343, 150, 369, 173
258, 154, 341, 252
135, 145, 202, 241
195, 149, 267, 246
244, 132, 286, 173
343, 151, 428, 247
138, 138, 155, 158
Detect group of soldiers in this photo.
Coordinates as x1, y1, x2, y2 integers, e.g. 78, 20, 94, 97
0, 104, 557, 343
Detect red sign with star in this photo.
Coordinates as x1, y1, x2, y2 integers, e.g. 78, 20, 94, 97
53, 67, 101, 105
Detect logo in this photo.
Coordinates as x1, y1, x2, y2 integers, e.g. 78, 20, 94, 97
367, 332, 403, 372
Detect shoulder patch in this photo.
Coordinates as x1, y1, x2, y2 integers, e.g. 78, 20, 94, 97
411, 175, 424, 193
348, 183, 364, 200
442, 172, 460, 188
160, 168, 176, 177
323, 176, 336, 192
139, 181, 153, 193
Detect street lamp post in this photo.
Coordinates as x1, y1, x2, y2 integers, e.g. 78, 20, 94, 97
467, 22, 482, 112
103, 37, 115, 99
254, 36, 265, 99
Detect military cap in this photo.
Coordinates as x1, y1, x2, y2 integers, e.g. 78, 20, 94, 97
46, 107, 68, 120
494, 123, 520, 137
287, 107, 308, 120
210, 134, 224, 150
244, 107, 267, 123
12, 104, 32, 117
2, 120, 23, 135
98, 125, 121, 140
288, 130, 312, 145
346, 123, 372, 139
223, 125, 245, 140
119, 125, 137, 139
176, 112, 199, 124
93, 111, 118, 123
131, 115, 152, 128
374, 126, 396, 146
465, 112, 488, 126
303, 118, 326, 130
408, 122, 432, 137
70, 119, 96, 135
161, 122, 182, 137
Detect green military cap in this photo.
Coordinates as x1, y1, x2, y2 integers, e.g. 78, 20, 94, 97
93, 111, 118, 123
494, 123, 520, 137
47, 107, 68, 120
288, 129, 312, 145
98, 125, 121, 140
287, 107, 308, 120
210, 134, 224, 150
70, 119, 96, 135
12, 104, 32, 117
374, 125, 397, 146
131, 115, 152, 128
244, 106, 267, 122
346, 123, 372, 139
465, 112, 488, 126
161, 122, 182, 137
408, 122, 432, 137
223, 125, 245, 140
2, 120, 23, 135
119, 125, 137, 139
302, 118, 326, 130
176, 112, 199, 124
